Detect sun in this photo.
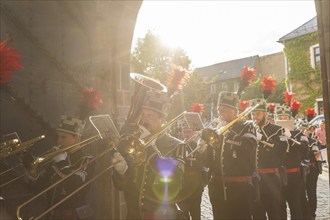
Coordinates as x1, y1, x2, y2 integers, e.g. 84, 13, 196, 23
158, 33, 182, 49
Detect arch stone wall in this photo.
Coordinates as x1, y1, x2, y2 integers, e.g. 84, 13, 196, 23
0, 1, 142, 218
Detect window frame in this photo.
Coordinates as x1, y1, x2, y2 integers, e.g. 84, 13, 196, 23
310, 43, 320, 69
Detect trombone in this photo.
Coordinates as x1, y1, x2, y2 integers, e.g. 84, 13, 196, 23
0, 135, 98, 188
24, 135, 101, 177
17, 111, 187, 220
186, 104, 260, 156
117, 111, 187, 166
0, 135, 45, 160
0, 135, 46, 188
0, 138, 19, 149
16, 143, 116, 220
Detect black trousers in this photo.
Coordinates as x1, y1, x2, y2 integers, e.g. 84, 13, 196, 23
306, 167, 319, 218
252, 173, 282, 220
177, 189, 203, 220
209, 180, 253, 220
280, 172, 303, 220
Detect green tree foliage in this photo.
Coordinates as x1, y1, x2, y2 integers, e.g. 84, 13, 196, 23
242, 78, 286, 104
131, 31, 209, 119
169, 71, 210, 119
131, 30, 191, 84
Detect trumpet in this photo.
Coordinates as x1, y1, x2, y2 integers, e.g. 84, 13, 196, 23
0, 135, 45, 160
188, 104, 260, 153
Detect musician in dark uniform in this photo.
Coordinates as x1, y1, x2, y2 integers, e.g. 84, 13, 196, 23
250, 99, 288, 220
298, 121, 321, 220
176, 110, 207, 220
22, 116, 94, 220
112, 90, 186, 219
275, 106, 309, 220
199, 92, 258, 219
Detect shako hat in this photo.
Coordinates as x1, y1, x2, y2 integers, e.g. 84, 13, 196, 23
142, 90, 171, 117
57, 115, 86, 136
275, 105, 291, 118
217, 92, 239, 109
297, 120, 309, 129
250, 98, 267, 112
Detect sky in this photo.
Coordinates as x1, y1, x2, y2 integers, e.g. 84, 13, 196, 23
132, 1, 317, 68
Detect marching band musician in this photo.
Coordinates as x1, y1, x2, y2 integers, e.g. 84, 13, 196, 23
275, 106, 309, 220
198, 92, 258, 219
250, 99, 288, 220
176, 104, 208, 220
111, 90, 186, 219
22, 116, 94, 220
297, 121, 321, 220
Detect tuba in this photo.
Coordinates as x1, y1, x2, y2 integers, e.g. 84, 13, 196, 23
123, 73, 167, 132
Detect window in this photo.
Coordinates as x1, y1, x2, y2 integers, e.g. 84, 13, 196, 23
233, 81, 239, 91
221, 82, 228, 91
310, 44, 320, 69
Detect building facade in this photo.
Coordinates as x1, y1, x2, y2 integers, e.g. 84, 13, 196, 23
278, 16, 322, 113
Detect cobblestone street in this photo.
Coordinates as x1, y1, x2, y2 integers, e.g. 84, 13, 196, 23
200, 165, 330, 220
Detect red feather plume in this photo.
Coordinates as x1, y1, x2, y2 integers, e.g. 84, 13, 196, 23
237, 66, 256, 97
268, 103, 276, 113
77, 87, 103, 119
261, 75, 276, 99
306, 107, 316, 122
80, 87, 103, 109
290, 99, 302, 118
290, 100, 302, 111
306, 108, 316, 117
191, 102, 205, 113
167, 65, 190, 97
284, 91, 294, 106
0, 38, 22, 84
239, 100, 250, 111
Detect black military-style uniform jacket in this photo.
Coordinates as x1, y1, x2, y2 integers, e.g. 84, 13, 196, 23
257, 122, 288, 170
204, 120, 258, 220
205, 120, 257, 180
284, 130, 309, 169
222, 120, 257, 178
181, 141, 207, 188
26, 150, 94, 219
253, 122, 289, 220
112, 133, 185, 220
306, 135, 322, 172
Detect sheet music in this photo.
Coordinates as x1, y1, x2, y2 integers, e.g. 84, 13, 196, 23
184, 112, 204, 131
275, 119, 295, 130
89, 115, 120, 140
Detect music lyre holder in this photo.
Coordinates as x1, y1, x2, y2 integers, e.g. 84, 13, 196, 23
89, 114, 120, 142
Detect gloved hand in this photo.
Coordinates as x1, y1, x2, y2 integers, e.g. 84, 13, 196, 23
197, 138, 208, 154
300, 135, 308, 143
256, 131, 263, 141
284, 129, 292, 138
139, 125, 151, 139
52, 151, 68, 163
112, 152, 128, 175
